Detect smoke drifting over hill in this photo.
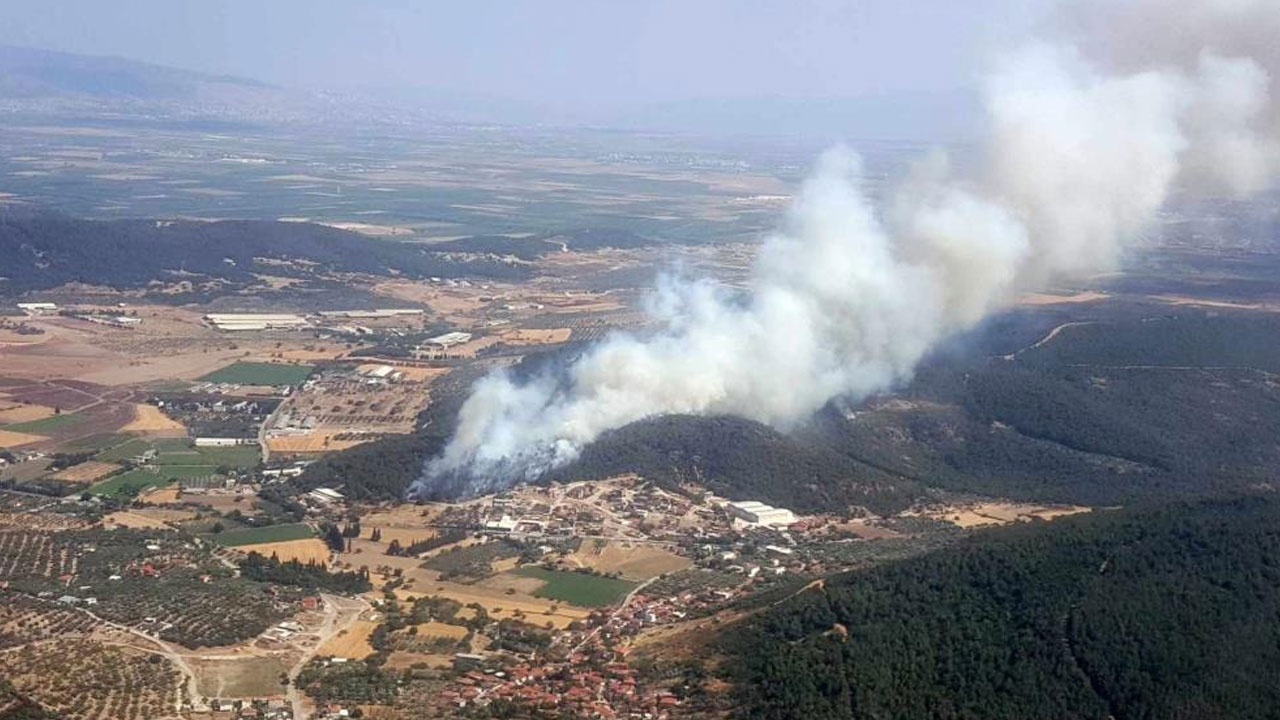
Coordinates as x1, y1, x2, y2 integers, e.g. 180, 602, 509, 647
414, 0, 1280, 497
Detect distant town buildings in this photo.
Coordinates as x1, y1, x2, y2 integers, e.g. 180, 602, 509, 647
728, 500, 797, 527
424, 331, 473, 348
16, 302, 57, 315
307, 487, 344, 505
204, 313, 310, 331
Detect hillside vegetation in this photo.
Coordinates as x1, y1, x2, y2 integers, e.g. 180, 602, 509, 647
820, 312, 1280, 507
548, 414, 917, 515
0, 211, 528, 296
727, 496, 1280, 720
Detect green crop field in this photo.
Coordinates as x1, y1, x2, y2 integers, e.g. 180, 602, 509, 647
95, 438, 157, 462
204, 523, 315, 547
190, 445, 261, 468
513, 567, 637, 607
157, 465, 219, 479
100, 440, 259, 470
3, 413, 83, 434
65, 433, 131, 452
88, 469, 172, 497
199, 362, 314, 386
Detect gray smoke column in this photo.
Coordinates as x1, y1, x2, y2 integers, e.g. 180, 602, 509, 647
415, 0, 1280, 496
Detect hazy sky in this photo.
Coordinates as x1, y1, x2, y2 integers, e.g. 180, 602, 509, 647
1, 0, 1050, 110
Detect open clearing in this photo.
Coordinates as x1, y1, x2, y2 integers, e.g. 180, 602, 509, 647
317, 619, 378, 660
190, 655, 292, 699
910, 502, 1092, 528
512, 566, 638, 607
199, 361, 314, 386
104, 510, 177, 530
236, 538, 331, 564
412, 621, 469, 640
206, 523, 315, 547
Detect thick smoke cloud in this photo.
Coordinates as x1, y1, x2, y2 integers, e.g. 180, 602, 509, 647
415, 0, 1280, 497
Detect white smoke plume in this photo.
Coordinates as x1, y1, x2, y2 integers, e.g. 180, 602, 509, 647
416, 0, 1280, 496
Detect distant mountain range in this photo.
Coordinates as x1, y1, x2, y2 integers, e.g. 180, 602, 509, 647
0, 44, 979, 140
0, 45, 273, 101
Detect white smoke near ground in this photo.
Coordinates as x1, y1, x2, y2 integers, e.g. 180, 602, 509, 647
414, 0, 1280, 497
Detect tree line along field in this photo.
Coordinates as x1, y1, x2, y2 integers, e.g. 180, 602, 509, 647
198, 361, 315, 386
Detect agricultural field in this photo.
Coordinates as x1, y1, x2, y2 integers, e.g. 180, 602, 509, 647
0, 428, 44, 448
317, 619, 379, 660
233, 538, 330, 564
0, 529, 303, 648
0, 592, 101, 649
0, 639, 182, 720
205, 523, 315, 547
2, 412, 83, 434
95, 438, 259, 470
199, 362, 315, 386
49, 460, 120, 484
564, 540, 693, 581
120, 403, 185, 433
512, 566, 638, 607
189, 655, 291, 699
87, 468, 172, 497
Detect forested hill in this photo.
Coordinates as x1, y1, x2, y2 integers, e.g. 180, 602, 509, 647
725, 495, 1280, 720
0, 211, 529, 295
544, 414, 918, 515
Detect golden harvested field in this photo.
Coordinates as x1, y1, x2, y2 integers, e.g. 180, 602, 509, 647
394, 584, 591, 629
266, 431, 371, 454
911, 502, 1091, 528
500, 327, 572, 345
0, 402, 55, 423
318, 620, 379, 659
389, 365, 450, 383
565, 541, 693, 580
52, 461, 121, 483
120, 404, 186, 433
412, 621, 469, 640
0, 429, 45, 448
384, 651, 451, 670
236, 538, 331, 564
364, 526, 436, 547
127, 507, 199, 524
139, 485, 182, 504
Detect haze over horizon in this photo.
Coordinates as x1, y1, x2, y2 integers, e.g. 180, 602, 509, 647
0, 0, 1051, 139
